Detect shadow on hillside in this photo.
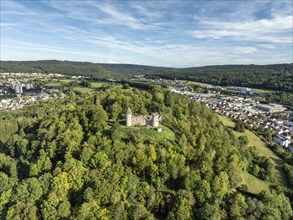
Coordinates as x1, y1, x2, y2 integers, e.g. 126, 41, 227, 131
270, 157, 288, 187
271, 157, 284, 166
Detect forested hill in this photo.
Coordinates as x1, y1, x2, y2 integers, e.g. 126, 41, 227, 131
147, 64, 293, 92
0, 60, 116, 79
1, 60, 292, 91
98, 63, 173, 75
0, 60, 173, 78
0, 86, 292, 219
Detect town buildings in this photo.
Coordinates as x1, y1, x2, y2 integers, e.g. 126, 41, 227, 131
273, 135, 291, 148
256, 104, 287, 113
169, 86, 292, 153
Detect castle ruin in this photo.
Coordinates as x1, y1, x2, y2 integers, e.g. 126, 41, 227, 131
126, 107, 161, 127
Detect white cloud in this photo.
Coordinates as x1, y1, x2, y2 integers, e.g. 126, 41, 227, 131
260, 44, 275, 49
192, 15, 292, 44
41, 0, 154, 30
1, 40, 99, 58
0, 23, 18, 29
130, 3, 163, 19
1, 0, 292, 66
1, 0, 37, 16
90, 2, 155, 30
233, 47, 258, 54
99, 59, 139, 65
2, 37, 290, 67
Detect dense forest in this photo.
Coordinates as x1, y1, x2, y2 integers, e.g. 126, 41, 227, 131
98, 63, 173, 75
0, 60, 115, 79
0, 86, 292, 219
148, 64, 293, 93
1, 61, 292, 92
0, 60, 170, 79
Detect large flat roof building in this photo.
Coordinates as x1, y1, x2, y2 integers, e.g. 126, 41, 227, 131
256, 103, 286, 113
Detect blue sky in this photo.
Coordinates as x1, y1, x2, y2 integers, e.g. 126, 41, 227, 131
1, 0, 292, 67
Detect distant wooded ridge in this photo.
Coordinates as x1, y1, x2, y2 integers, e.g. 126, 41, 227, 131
149, 63, 293, 93
1, 60, 292, 92
0, 60, 173, 78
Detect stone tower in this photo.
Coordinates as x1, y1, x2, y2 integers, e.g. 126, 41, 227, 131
126, 107, 132, 127
151, 113, 160, 127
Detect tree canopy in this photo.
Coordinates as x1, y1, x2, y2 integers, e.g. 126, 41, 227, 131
0, 86, 292, 219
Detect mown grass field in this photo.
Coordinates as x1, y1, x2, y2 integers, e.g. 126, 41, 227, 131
44, 79, 73, 86
72, 87, 93, 93
240, 171, 270, 194
118, 124, 176, 142
91, 82, 105, 88
139, 126, 176, 141
180, 80, 276, 95
44, 80, 107, 93
253, 88, 274, 94
217, 114, 288, 192
45, 82, 63, 88
180, 80, 211, 87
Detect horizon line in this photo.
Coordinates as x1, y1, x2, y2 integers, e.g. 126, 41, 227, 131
1, 59, 292, 69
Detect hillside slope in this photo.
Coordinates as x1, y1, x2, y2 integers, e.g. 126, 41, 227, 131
98, 63, 173, 75
148, 63, 293, 92
0, 60, 173, 79
0, 60, 115, 79
1, 61, 292, 92
0, 86, 292, 219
